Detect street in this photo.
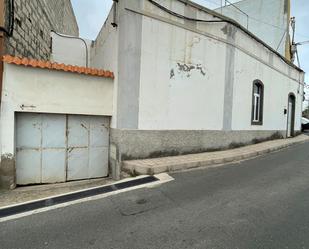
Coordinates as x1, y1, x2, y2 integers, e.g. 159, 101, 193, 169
1, 141, 309, 249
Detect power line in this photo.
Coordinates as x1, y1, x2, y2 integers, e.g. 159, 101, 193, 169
148, 0, 228, 23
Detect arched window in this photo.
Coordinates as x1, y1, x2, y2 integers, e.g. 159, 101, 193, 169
251, 80, 264, 125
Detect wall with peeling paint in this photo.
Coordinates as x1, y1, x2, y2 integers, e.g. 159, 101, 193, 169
134, 0, 303, 132
84, 0, 304, 168
139, 15, 226, 130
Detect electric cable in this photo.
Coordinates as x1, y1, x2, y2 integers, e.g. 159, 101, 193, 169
51, 30, 89, 67
148, 0, 227, 23
147, 0, 302, 73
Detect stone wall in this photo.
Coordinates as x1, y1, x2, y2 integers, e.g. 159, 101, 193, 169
4, 0, 79, 60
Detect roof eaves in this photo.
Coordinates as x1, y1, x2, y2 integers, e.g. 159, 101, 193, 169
2, 55, 115, 79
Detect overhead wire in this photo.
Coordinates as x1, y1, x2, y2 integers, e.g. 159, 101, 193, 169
51, 30, 89, 67
148, 0, 227, 23
147, 0, 305, 89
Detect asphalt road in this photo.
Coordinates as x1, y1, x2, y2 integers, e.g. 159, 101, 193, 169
1, 142, 309, 249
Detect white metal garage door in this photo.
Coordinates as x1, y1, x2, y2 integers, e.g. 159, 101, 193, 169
16, 113, 109, 185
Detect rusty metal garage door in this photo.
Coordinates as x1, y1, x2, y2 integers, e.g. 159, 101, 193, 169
16, 113, 109, 185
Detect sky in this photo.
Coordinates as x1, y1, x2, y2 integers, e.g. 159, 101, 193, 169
71, 0, 309, 88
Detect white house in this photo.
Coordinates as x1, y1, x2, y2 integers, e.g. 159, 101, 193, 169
91, 0, 304, 171
0, 0, 305, 189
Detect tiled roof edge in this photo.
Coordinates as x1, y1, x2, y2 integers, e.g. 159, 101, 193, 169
2, 55, 115, 79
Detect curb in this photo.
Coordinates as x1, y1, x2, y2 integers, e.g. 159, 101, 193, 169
0, 176, 159, 220
123, 135, 309, 175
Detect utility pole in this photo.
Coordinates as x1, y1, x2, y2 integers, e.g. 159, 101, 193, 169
290, 17, 309, 66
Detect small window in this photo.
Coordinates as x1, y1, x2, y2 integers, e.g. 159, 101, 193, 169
251, 80, 264, 125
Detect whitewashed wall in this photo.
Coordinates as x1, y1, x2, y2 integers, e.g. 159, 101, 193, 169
139, 16, 226, 130
89, 0, 303, 132
135, 0, 303, 131
217, 0, 289, 57
51, 32, 92, 67
232, 49, 302, 131
91, 5, 119, 128
0, 63, 114, 156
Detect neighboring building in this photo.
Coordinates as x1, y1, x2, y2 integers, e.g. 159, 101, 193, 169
0, 55, 114, 189
0, 0, 86, 189
216, 0, 291, 59
0, 0, 305, 189
1, 0, 79, 60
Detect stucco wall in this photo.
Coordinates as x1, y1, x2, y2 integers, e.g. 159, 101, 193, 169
139, 16, 226, 130
232, 49, 302, 131
91, 4, 119, 129
135, 0, 303, 132
0, 63, 113, 154
94, 0, 303, 166
0, 63, 114, 188
216, 0, 289, 57
51, 32, 92, 67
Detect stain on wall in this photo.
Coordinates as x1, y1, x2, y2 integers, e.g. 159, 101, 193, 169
0, 153, 16, 189
170, 62, 207, 79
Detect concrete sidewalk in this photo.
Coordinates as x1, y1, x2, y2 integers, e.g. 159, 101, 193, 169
123, 135, 309, 175
0, 178, 115, 208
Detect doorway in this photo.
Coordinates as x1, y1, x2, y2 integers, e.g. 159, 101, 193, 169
287, 94, 296, 138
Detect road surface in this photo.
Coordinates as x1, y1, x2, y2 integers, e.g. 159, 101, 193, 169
1, 141, 309, 249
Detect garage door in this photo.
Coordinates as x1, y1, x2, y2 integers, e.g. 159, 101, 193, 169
16, 113, 109, 185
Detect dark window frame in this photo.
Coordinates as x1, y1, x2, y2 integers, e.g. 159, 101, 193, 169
251, 80, 264, 125
286, 93, 296, 137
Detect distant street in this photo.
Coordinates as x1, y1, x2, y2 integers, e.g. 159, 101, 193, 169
1, 141, 309, 249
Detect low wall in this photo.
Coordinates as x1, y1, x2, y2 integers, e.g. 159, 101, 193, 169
110, 129, 289, 162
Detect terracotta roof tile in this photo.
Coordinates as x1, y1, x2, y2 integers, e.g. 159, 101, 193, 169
2, 55, 114, 79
